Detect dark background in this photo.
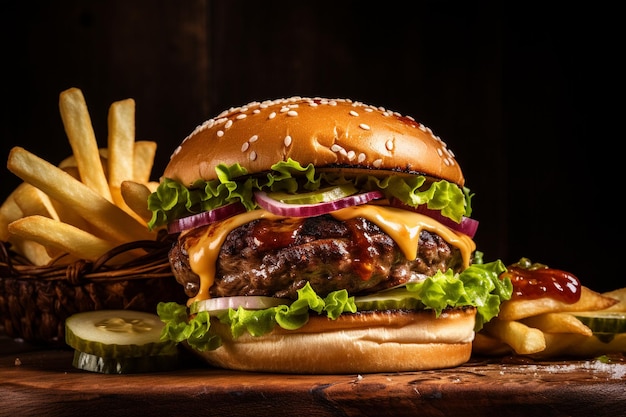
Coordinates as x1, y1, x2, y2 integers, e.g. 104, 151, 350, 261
1, 1, 621, 292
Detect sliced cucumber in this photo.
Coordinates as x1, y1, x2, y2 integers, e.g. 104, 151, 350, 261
65, 310, 177, 358
268, 184, 358, 205
573, 312, 626, 334
354, 288, 422, 311
73, 350, 180, 374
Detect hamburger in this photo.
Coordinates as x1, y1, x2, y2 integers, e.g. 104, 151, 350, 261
150, 97, 512, 373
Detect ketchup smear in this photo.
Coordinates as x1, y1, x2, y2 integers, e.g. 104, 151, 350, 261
503, 265, 581, 304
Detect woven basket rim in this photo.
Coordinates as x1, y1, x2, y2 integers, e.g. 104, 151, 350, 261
0, 234, 175, 284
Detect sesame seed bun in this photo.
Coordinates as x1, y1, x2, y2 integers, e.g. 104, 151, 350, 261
163, 97, 465, 187
190, 308, 476, 374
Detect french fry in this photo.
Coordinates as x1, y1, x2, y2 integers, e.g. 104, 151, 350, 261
48, 198, 92, 232
107, 98, 135, 189
521, 313, 592, 336
12, 182, 59, 220
133, 141, 157, 183
59, 88, 112, 201
58, 148, 108, 173
7, 235, 54, 266
146, 181, 160, 193
482, 318, 546, 355
0, 186, 25, 241
7, 146, 155, 244
602, 288, 626, 312
498, 286, 618, 321
8, 215, 117, 262
121, 180, 153, 223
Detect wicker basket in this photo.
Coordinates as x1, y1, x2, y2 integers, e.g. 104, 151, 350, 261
0, 233, 186, 347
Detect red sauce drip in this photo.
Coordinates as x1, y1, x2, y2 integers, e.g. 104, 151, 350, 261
250, 219, 302, 252
504, 266, 581, 303
345, 219, 376, 281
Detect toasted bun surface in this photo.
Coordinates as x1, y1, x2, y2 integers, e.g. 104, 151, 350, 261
189, 308, 476, 374
164, 97, 464, 187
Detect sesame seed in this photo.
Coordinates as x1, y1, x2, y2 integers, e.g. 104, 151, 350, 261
217, 130, 224, 137
236, 114, 247, 120
437, 148, 443, 157
249, 134, 259, 143
359, 123, 371, 130
347, 150, 356, 160
357, 153, 366, 163
280, 107, 289, 113
373, 159, 383, 168
287, 110, 298, 117
268, 112, 276, 120
225, 120, 233, 129
241, 142, 249, 152
284, 135, 292, 147
331, 144, 343, 153
385, 140, 394, 151
250, 150, 257, 161
349, 110, 359, 117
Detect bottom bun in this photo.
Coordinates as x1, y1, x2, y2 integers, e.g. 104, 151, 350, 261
187, 308, 476, 374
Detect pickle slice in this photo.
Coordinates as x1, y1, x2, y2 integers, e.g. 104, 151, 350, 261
268, 184, 358, 205
573, 312, 626, 334
73, 350, 180, 374
65, 310, 177, 358
354, 288, 422, 311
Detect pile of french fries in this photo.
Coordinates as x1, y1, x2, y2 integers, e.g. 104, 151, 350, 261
1, 88, 161, 266
474, 285, 626, 358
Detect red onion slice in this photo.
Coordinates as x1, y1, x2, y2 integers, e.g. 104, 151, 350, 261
254, 190, 384, 217
167, 202, 247, 234
390, 199, 479, 238
195, 296, 291, 316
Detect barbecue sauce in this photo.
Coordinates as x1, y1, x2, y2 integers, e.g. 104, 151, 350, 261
345, 218, 376, 281
250, 218, 303, 252
503, 264, 581, 303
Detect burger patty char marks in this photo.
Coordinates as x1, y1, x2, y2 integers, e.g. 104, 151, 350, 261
169, 215, 464, 299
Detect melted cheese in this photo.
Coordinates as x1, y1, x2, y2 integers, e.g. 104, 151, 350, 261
331, 205, 475, 267
187, 205, 476, 305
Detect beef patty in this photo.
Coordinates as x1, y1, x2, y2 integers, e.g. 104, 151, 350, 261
169, 214, 464, 299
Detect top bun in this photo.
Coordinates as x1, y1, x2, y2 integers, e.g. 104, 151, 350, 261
164, 97, 465, 187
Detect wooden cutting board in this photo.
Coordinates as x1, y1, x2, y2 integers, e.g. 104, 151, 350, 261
1, 335, 625, 417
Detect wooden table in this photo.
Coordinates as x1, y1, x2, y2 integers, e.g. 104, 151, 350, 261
1, 333, 624, 417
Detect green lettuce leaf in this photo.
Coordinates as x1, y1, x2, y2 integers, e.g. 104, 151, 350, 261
147, 158, 472, 229
157, 282, 357, 352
